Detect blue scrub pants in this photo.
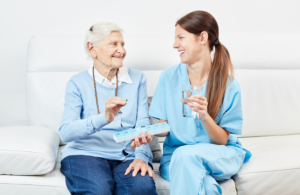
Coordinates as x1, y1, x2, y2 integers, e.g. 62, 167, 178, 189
61, 155, 157, 195
160, 143, 245, 195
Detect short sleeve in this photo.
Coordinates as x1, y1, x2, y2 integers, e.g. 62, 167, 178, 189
149, 72, 167, 120
217, 80, 243, 135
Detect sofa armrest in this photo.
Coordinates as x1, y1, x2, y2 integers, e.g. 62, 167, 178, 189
0, 126, 60, 175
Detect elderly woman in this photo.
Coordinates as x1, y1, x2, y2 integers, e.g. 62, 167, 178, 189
58, 22, 157, 195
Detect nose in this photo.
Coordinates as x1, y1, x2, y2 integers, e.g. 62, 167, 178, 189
117, 45, 126, 56
173, 40, 179, 49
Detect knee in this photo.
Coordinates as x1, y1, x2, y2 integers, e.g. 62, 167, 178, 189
171, 145, 199, 163
130, 174, 156, 195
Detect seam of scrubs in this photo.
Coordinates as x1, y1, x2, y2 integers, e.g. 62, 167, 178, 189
114, 173, 128, 195
68, 157, 77, 193
197, 169, 206, 195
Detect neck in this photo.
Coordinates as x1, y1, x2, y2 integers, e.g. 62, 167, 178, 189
186, 54, 211, 86
94, 61, 118, 81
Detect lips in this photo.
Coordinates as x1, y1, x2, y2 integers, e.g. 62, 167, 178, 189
112, 56, 123, 59
179, 51, 185, 57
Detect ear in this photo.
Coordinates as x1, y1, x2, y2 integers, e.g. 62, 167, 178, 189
87, 42, 97, 58
197, 31, 209, 45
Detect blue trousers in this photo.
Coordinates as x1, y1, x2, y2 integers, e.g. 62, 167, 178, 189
160, 143, 246, 195
61, 155, 157, 195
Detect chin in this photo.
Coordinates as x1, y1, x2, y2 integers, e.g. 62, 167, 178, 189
180, 58, 187, 64
113, 63, 123, 68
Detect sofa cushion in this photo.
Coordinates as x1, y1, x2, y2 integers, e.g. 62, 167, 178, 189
0, 163, 69, 195
234, 134, 300, 195
0, 126, 60, 175
235, 69, 300, 137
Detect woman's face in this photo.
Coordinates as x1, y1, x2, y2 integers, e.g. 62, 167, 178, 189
173, 25, 204, 65
94, 31, 126, 69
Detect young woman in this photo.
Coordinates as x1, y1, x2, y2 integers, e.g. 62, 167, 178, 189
149, 11, 252, 195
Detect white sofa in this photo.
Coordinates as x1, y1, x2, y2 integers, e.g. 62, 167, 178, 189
0, 34, 300, 195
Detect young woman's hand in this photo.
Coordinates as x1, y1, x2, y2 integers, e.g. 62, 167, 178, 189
124, 159, 155, 180
130, 131, 153, 150
186, 95, 208, 121
105, 97, 127, 123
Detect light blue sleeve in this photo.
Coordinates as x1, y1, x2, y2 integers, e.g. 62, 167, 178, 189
217, 80, 243, 135
149, 72, 168, 120
134, 73, 152, 164
58, 79, 109, 143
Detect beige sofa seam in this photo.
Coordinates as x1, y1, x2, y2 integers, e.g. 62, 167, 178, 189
238, 166, 300, 176
0, 182, 66, 188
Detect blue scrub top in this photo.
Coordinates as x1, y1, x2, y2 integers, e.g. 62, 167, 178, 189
149, 63, 251, 165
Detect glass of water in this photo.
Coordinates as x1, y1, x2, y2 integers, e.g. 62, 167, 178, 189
182, 85, 203, 118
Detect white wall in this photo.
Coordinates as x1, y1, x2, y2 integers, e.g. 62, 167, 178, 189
0, 0, 300, 126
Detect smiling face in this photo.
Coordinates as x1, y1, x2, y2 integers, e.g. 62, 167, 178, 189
173, 25, 207, 65
91, 31, 126, 69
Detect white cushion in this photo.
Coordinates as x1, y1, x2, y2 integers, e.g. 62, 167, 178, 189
0, 163, 69, 195
234, 134, 300, 195
235, 69, 300, 137
0, 126, 60, 175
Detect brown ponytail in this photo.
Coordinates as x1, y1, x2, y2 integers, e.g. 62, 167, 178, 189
176, 11, 234, 120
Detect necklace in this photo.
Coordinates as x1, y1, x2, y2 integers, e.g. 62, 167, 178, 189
93, 66, 119, 114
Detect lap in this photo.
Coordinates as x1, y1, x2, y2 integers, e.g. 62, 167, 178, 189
169, 143, 245, 181
113, 160, 157, 195
61, 156, 156, 195
61, 155, 114, 195
172, 143, 245, 162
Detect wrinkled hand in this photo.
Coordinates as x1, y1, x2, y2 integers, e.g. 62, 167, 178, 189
130, 131, 153, 150
185, 95, 208, 121
124, 159, 155, 180
105, 97, 127, 123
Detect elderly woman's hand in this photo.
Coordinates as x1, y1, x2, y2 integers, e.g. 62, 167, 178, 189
124, 159, 155, 180
130, 131, 153, 150
105, 97, 127, 123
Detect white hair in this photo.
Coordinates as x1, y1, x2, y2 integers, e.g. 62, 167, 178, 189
84, 22, 123, 59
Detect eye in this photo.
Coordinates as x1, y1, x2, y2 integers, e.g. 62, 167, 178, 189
179, 36, 184, 39
110, 42, 117, 46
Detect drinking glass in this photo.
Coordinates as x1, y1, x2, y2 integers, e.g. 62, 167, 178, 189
182, 85, 203, 118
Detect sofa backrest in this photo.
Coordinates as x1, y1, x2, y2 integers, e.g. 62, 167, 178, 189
27, 34, 300, 138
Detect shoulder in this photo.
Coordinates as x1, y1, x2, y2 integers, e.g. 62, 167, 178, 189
128, 68, 147, 83
225, 77, 241, 95
68, 70, 90, 82
222, 77, 242, 110
66, 71, 90, 90
159, 63, 183, 81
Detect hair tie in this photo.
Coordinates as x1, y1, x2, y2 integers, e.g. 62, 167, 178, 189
90, 26, 93, 31
214, 39, 220, 46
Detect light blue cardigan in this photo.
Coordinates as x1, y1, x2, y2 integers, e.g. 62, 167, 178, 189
59, 68, 152, 164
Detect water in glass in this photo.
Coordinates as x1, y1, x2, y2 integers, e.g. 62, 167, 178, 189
182, 85, 202, 118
